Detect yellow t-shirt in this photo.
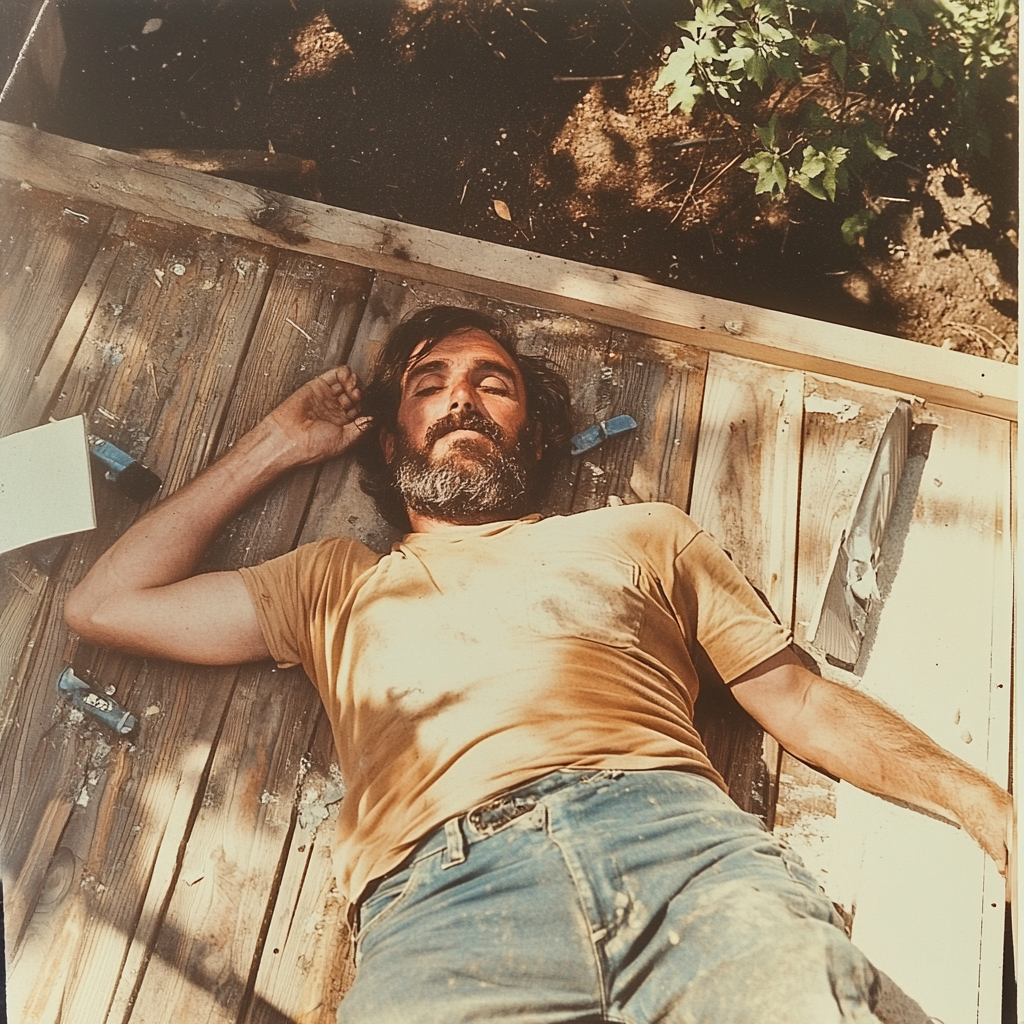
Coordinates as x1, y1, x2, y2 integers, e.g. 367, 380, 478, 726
238, 502, 791, 903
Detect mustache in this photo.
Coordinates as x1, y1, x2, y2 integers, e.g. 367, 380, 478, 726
424, 410, 507, 449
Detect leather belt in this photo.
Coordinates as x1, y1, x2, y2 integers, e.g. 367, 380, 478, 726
466, 792, 539, 837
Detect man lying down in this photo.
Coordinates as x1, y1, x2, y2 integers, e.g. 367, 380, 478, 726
66, 305, 1011, 1024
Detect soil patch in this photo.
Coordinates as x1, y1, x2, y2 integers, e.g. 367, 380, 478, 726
49, 0, 1017, 359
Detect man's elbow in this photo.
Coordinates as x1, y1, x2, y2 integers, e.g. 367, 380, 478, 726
64, 584, 111, 643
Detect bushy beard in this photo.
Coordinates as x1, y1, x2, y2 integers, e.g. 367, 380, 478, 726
392, 410, 536, 524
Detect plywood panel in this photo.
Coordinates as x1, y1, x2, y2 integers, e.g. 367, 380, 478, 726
688, 351, 803, 819
815, 406, 1011, 1022
0, 182, 115, 437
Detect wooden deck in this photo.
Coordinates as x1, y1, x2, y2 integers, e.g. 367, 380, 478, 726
0, 120, 1016, 1024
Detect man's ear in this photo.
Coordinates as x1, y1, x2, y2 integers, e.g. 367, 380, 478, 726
381, 428, 396, 465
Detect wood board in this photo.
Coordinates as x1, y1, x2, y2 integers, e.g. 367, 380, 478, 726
0, 166, 1012, 1023
0, 121, 1014, 420
773, 375, 902, 909
791, 404, 1012, 1023
124, 254, 371, 1024
689, 351, 803, 821
0, 181, 114, 438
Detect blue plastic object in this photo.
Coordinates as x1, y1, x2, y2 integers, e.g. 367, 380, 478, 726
570, 414, 638, 456
88, 435, 162, 502
57, 667, 137, 735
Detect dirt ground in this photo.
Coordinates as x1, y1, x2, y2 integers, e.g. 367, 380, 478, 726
50, 0, 1018, 360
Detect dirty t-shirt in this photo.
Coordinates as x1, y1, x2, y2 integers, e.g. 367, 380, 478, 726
238, 502, 791, 904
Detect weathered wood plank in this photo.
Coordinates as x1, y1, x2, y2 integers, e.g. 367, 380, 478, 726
202, 252, 374, 569
0, 181, 115, 437
0, 121, 1013, 419
688, 351, 803, 820
15, 209, 134, 433
773, 376, 899, 901
625, 335, 707, 512
245, 716, 352, 1024
1, 217, 279, 1024
816, 406, 1011, 1022
569, 331, 707, 514
689, 353, 803, 622
123, 254, 372, 1024
125, 665, 319, 1024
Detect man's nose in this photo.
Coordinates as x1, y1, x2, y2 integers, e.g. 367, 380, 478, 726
449, 379, 476, 412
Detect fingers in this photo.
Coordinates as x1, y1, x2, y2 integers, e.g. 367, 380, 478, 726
312, 366, 368, 424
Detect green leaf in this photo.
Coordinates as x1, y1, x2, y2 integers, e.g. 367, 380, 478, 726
655, 47, 703, 113
745, 51, 770, 87
795, 144, 847, 201
796, 173, 828, 200
849, 15, 881, 50
741, 151, 788, 196
831, 43, 847, 79
869, 32, 897, 77
841, 209, 877, 246
821, 146, 848, 200
770, 54, 800, 80
755, 113, 779, 150
805, 32, 840, 56
864, 134, 896, 161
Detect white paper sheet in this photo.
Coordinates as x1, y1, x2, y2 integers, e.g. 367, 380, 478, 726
0, 416, 96, 554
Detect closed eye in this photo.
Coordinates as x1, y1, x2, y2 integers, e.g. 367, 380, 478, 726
478, 375, 512, 395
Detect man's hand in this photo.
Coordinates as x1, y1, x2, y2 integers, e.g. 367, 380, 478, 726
65, 365, 369, 664
263, 365, 371, 468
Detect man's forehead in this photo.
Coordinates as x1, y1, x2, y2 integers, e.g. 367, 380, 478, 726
403, 329, 520, 378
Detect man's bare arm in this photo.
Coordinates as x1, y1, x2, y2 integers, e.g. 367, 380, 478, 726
64, 366, 369, 665
731, 646, 1012, 873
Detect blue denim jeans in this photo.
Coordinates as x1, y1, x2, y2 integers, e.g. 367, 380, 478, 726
339, 769, 882, 1024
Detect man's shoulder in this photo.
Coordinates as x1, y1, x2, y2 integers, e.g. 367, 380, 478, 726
255, 533, 383, 580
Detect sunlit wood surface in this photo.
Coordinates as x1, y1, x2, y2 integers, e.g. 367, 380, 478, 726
0, 144, 1013, 1023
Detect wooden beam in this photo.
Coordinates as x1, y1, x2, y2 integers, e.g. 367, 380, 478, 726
0, 121, 1014, 421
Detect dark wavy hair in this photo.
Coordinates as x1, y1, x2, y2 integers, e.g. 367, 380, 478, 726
356, 306, 573, 530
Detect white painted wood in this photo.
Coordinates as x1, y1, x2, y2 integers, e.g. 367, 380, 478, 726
0, 121, 1014, 420
819, 406, 1012, 1023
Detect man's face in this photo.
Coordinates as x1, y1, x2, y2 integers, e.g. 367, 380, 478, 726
384, 329, 541, 524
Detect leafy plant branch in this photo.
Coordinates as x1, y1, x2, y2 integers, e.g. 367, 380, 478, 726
654, 0, 1017, 242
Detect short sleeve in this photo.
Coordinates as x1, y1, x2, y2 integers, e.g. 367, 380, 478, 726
672, 531, 792, 683
238, 536, 380, 671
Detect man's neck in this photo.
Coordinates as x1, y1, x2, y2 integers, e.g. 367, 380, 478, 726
405, 508, 536, 533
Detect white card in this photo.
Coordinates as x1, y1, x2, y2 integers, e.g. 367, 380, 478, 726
0, 415, 97, 554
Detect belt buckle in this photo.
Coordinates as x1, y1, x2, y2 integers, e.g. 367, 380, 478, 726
467, 793, 538, 837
